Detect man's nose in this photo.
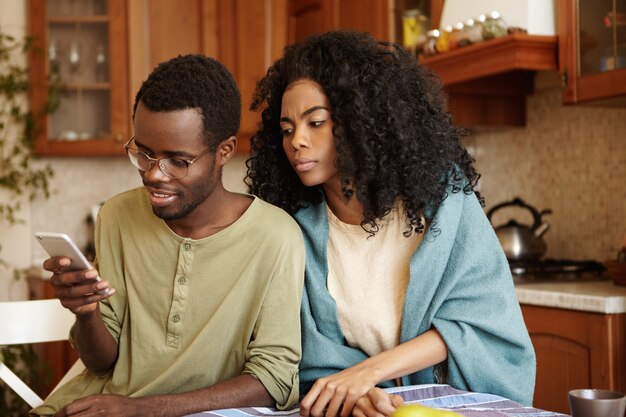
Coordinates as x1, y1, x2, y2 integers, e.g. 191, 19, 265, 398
143, 159, 170, 182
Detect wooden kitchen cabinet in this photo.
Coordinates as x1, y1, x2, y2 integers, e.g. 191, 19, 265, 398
215, 0, 288, 153
28, 0, 130, 156
287, 0, 444, 44
558, 0, 626, 104
521, 304, 626, 414
29, 0, 285, 156
287, 0, 559, 127
288, 0, 391, 43
420, 34, 558, 126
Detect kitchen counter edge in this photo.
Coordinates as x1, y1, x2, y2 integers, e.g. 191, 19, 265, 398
515, 279, 626, 314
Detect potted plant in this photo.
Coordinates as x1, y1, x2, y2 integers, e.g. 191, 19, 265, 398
0, 28, 59, 416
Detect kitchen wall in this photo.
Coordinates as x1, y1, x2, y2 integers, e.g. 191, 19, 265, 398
466, 72, 626, 262
2, 1, 626, 301
1, 0, 30, 301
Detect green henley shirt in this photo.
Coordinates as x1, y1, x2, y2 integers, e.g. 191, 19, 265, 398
32, 188, 305, 415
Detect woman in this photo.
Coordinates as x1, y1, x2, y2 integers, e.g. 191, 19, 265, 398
246, 31, 535, 417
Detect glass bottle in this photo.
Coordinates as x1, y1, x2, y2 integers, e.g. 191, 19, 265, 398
402, 9, 430, 56
463, 18, 484, 46
436, 25, 452, 53
423, 29, 440, 56
94, 44, 107, 82
448, 22, 464, 50
457, 20, 471, 47
481, 11, 508, 40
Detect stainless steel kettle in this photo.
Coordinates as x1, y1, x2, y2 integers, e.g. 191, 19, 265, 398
486, 197, 552, 261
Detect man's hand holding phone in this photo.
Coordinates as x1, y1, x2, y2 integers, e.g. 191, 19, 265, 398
36, 232, 115, 316
45, 256, 115, 315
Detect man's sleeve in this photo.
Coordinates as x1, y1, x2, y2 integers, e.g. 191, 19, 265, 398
242, 229, 305, 409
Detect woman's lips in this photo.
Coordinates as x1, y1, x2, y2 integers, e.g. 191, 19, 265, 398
293, 158, 317, 172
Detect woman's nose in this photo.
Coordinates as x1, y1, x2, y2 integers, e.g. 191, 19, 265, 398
291, 128, 310, 150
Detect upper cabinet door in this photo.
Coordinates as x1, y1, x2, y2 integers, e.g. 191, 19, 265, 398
288, 0, 391, 44
288, 0, 335, 43
558, 0, 626, 103
29, 0, 130, 156
215, 0, 288, 154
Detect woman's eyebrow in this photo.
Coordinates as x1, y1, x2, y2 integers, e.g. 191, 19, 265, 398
280, 105, 330, 123
302, 105, 330, 117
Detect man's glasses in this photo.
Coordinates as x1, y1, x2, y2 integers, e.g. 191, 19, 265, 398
124, 137, 214, 179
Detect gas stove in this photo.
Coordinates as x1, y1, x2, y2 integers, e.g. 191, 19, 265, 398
509, 258, 608, 283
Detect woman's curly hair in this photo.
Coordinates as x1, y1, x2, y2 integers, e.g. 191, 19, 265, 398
246, 30, 481, 235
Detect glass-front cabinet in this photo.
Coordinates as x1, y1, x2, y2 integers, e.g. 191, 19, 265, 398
28, 0, 129, 156
559, 0, 626, 103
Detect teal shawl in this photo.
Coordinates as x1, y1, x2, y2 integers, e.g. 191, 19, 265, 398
293, 189, 536, 406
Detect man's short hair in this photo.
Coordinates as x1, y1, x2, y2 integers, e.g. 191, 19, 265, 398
133, 54, 241, 147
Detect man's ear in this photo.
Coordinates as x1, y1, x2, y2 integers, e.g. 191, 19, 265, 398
215, 136, 237, 166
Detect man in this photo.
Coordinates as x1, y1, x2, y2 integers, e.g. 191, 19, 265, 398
32, 55, 305, 416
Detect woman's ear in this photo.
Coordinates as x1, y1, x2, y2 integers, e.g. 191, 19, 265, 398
215, 136, 237, 166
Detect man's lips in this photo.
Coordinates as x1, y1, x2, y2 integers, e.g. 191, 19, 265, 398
145, 186, 178, 206
293, 158, 317, 172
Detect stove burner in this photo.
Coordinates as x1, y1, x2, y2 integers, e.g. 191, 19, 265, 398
509, 259, 606, 276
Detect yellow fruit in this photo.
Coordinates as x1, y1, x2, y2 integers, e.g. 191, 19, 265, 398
391, 403, 462, 417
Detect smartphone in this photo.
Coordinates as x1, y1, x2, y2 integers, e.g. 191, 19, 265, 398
35, 232, 109, 296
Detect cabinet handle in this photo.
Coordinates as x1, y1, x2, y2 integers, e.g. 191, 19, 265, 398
560, 72, 568, 89
113, 133, 124, 143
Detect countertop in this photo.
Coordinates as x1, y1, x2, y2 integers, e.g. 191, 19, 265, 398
515, 276, 626, 314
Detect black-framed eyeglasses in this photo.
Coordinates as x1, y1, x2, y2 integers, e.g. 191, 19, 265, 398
124, 137, 214, 179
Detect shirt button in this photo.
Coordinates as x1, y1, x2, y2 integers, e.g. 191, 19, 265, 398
171, 314, 180, 323
177, 276, 187, 285
183, 243, 191, 251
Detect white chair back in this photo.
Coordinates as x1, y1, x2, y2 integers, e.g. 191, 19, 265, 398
0, 299, 82, 408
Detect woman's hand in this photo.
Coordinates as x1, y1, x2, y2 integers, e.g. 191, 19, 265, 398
300, 329, 447, 417
353, 388, 404, 417
299, 366, 380, 417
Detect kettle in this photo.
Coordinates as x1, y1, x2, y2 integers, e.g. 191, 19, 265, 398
486, 197, 552, 261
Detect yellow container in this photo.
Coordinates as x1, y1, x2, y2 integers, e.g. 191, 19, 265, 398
391, 404, 462, 417
402, 9, 429, 52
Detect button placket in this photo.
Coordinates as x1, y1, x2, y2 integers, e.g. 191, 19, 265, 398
166, 239, 195, 347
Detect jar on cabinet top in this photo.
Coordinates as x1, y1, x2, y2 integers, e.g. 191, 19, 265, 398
448, 22, 464, 50
481, 11, 508, 40
463, 18, 484, 46
435, 25, 452, 53
423, 29, 440, 56
402, 9, 430, 55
